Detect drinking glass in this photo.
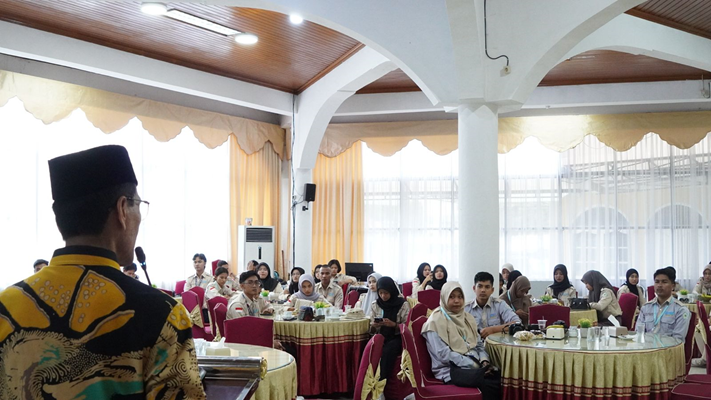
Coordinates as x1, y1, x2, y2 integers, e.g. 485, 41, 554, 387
588, 326, 601, 342
538, 319, 547, 331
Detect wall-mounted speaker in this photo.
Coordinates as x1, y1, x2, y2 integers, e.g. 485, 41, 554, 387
304, 183, 316, 202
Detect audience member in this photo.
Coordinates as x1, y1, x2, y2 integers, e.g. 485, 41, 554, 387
544, 264, 576, 306
356, 272, 383, 316
618, 268, 645, 308
369, 276, 410, 382
465, 272, 520, 338
257, 262, 283, 294
412, 262, 432, 298
328, 259, 357, 286
205, 266, 237, 306
505, 270, 522, 290
501, 263, 512, 286
693, 264, 711, 296
635, 267, 691, 342
0, 145, 204, 398
227, 271, 274, 319
499, 275, 532, 325
425, 264, 448, 291
287, 274, 331, 309
246, 259, 258, 272
667, 266, 684, 297
315, 265, 344, 309
185, 253, 213, 291
498, 273, 504, 295
32, 258, 48, 273
422, 282, 500, 399
582, 270, 622, 326
123, 262, 139, 280
313, 264, 322, 284
288, 267, 305, 295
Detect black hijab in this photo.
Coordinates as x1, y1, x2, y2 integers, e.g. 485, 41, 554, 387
428, 265, 448, 290
623, 268, 640, 298
506, 270, 523, 290
548, 264, 574, 297
416, 262, 430, 284
288, 267, 305, 295
258, 263, 279, 292
376, 276, 406, 339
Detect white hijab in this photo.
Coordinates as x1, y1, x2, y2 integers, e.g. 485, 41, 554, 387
361, 272, 382, 316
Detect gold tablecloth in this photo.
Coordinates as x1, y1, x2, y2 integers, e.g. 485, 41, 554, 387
274, 318, 370, 344
683, 302, 711, 315
569, 309, 597, 327
222, 343, 297, 400
486, 334, 685, 400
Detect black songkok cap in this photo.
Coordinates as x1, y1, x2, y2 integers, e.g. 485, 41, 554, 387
49, 145, 138, 202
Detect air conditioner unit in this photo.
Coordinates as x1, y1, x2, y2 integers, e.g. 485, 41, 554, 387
237, 226, 275, 273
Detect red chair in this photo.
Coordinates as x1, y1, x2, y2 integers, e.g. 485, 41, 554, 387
647, 285, 655, 301
529, 304, 570, 327
346, 290, 360, 308
213, 303, 227, 340
407, 303, 428, 326
211, 260, 220, 275
181, 290, 213, 340
224, 316, 273, 347
671, 383, 711, 399
400, 321, 481, 399
612, 286, 619, 296
417, 290, 440, 310
189, 286, 206, 310
685, 301, 711, 383
411, 316, 444, 386
341, 283, 350, 311
618, 293, 639, 331
402, 282, 413, 298
207, 297, 228, 338
158, 288, 173, 296
684, 312, 699, 375
175, 280, 186, 295
354, 334, 385, 400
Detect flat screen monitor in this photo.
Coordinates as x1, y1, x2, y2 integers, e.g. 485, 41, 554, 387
345, 262, 374, 282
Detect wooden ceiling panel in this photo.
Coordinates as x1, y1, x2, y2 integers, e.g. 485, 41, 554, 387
0, 0, 362, 93
628, 0, 711, 40
357, 69, 421, 94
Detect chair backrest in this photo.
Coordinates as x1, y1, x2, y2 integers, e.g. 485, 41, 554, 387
697, 301, 711, 339
411, 316, 442, 386
181, 291, 206, 339
684, 312, 698, 374
400, 322, 426, 389
417, 290, 440, 310
175, 280, 186, 295
647, 286, 655, 301
354, 334, 385, 400
407, 303, 428, 326
189, 286, 206, 309
341, 283, 350, 310
618, 293, 639, 330
224, 316, 273, 347
158, 288, 174, 296
346, 290, 360, 308
211, 260, 219, 275
612, 286, 619, 296
213, 303, 227, 339
529, 304, 570, 327
207, 297, 229, 334
402, 282, 413, 298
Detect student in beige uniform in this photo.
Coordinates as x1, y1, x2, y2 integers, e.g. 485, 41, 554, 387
582, 270, 622, 326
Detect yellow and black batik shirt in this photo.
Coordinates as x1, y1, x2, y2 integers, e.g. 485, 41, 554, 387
0, 246, 206, 399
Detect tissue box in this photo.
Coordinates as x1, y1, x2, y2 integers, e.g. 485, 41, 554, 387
610, 327, 628, 337
546, 327, 565, 339
206, 347, 231, 356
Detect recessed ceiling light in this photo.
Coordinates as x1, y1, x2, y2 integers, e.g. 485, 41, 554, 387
234, 33, 258, 45
141, 2, 168, 16
289, 14, 304, 24
165, 9, 240, 36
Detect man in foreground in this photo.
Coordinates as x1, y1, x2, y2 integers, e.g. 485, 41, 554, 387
635, 267, 691, 341
0, 145, 205, 399
465, 272, 521, 338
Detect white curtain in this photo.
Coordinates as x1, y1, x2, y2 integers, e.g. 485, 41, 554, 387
0, 98, 230, 290
364, 133, 711, 291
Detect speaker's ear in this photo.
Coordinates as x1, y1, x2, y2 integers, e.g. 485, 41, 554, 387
305, 183, 316, 202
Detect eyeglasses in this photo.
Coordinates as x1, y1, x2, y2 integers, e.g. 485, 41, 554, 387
127, 197, 150, 221
243, 280, 261, 286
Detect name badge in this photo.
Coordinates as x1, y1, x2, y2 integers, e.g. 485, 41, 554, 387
489, 313, 496, 318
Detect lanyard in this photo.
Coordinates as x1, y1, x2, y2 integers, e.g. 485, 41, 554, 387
507, 292, 516, 312
653, 302, 670, 327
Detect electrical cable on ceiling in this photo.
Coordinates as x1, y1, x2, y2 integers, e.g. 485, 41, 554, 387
484, 0, 510, 67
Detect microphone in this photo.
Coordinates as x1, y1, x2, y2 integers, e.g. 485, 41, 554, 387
135, 247, 152, 287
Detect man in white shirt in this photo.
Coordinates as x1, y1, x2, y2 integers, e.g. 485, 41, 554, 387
316, 266, 344, 309
184, 253, 213, 291
227, 271, 273, 319
635, 267, 691, 342
465, 272, 521, 338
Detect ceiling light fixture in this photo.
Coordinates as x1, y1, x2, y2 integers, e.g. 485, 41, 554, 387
289, 14, 304, 24
234, 33, 258, 45
141, 2, 168, 16
164, 9, 241, 36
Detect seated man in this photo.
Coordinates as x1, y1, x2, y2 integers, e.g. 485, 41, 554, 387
32, 258, 48, 274
227, 270, 273, 318
465, 272, 521, 338
184, 253, 213, 291
315, 266, 344, 309
635, 267, 691, 342
122, 262, 139, 280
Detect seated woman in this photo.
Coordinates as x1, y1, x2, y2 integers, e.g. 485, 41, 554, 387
257, 262, 283, 294
288, 267, 305, 295
313, 265, 322, 284
582, 270, 622, 326
505, 270, 522, 291
425, 265, 448, 291
693, 264, 711, 296
499, 275, 532, 325
356, 272, 382, 316
498, 273, 505, 296
369, 276, 410, 383
544, 264, 576, 306
412, 262, 432, 299
501, 263, 512, 287
617, 268, 645, 308
328, 259, 357, 286
286, 274, 331, 310
422, 282, 500, 400
205, 266, 238, 307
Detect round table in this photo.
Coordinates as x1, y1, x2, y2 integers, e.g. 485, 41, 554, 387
683, 302, 711, 315
222, 343, 297, 400
273, 317, 370, 396
486, 332, 685, 400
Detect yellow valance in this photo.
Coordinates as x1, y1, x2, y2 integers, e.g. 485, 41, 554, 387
320, 112, 711, 157
0, 70, 286, 158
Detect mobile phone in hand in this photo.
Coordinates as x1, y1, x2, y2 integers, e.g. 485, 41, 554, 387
374, 317, 383, 323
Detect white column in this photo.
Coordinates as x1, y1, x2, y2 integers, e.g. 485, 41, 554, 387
458, 103, 500, 300
293, 167, 313, 272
